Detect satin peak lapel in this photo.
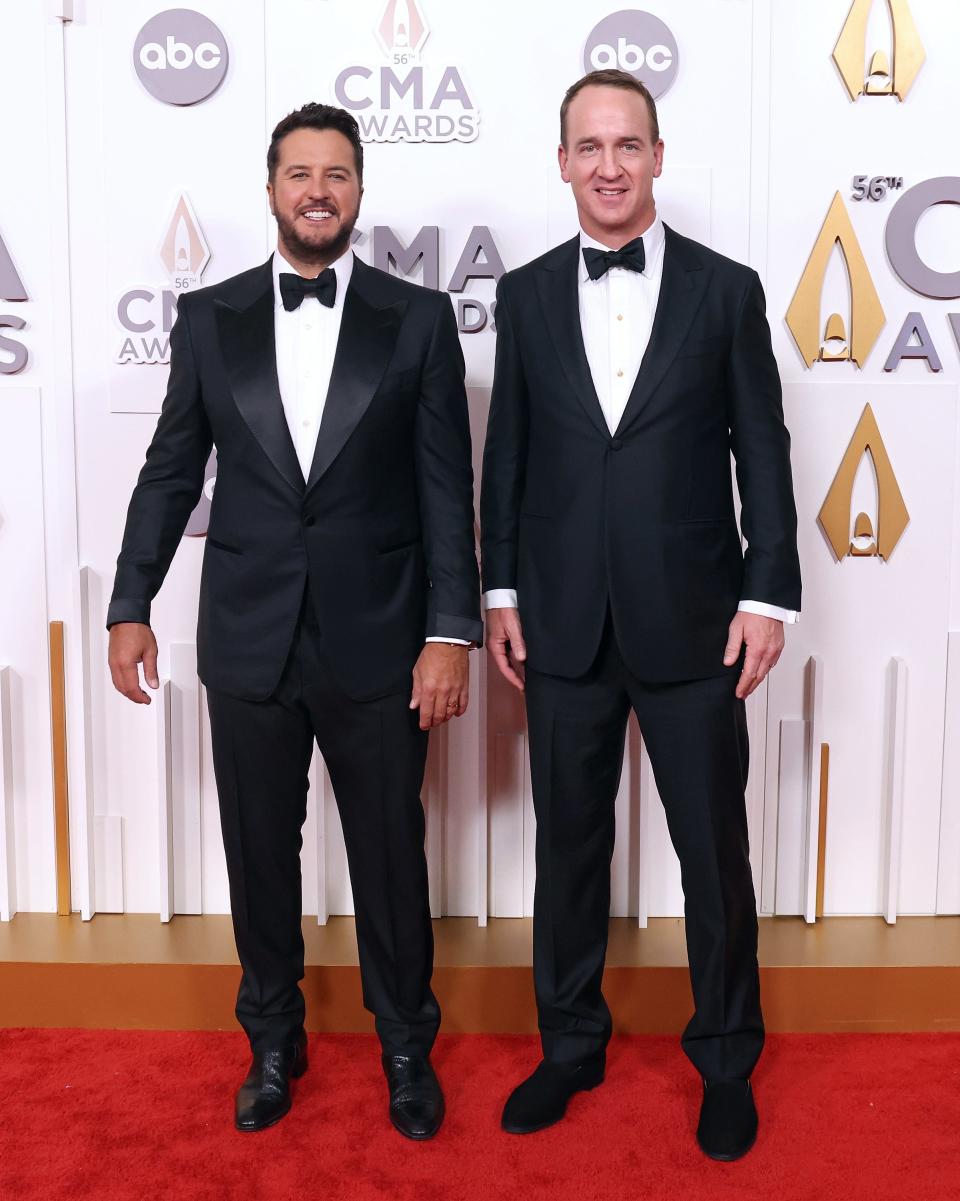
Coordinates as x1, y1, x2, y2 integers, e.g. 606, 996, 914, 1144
614, 228, 711, 436
535, 239, 609, 440
305, 267, 406, 492
215, 273, 305, 495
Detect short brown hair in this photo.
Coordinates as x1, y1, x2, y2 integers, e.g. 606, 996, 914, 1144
560, 70, 660, 148
267, 102, 364, 183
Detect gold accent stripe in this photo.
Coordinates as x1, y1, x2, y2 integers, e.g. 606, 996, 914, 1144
816, 743, 830, 920
48, 622, 71, 916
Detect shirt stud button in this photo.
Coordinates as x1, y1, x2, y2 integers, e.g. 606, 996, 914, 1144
617, 314, 623, 321
617, 369, 624, 377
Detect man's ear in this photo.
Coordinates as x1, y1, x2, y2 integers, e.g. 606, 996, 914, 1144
266, 181, 275, 216
558, 143, 570, 184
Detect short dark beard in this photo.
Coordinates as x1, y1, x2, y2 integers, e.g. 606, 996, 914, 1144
275, 208, 357, 270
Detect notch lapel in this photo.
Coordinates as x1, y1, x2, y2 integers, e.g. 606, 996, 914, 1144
215, 260, 305, 496
305, 259, 407, 493
614, 225, 711, 436
535, 238, 609, 440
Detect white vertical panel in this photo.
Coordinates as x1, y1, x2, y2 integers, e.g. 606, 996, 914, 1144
0, 668, 16, 921
936, 632, 960, 913
323, 758, 352, 915
760, 692, 783, 915
882, 658, 908, 925
0, 386, 54, 912
609, 718, 635, 917
521, 748, 536, 917
490, 733, 525, 917
93, 814, 123, 912
636, 736, 657, 929
775, 719, 810, 915
744, 679, 769, 902
169, 642, 202, 914
43, 7, 95, 923
443, 647, 482, 917
198, 685, 229, 913
642, 734, 685, 919
155, 680, 174, 923
424, 724, 446, 919
746, 0, 774, 914
311, 747, 326, 925
77, 567, 101, 920
803, 656, 825, 924
476, 650, 489, 927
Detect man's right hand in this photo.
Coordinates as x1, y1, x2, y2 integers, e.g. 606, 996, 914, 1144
486, 606, 526, 691
108, 622, 160, 705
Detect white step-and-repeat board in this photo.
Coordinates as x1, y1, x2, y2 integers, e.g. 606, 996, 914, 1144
1, 0, 958, 923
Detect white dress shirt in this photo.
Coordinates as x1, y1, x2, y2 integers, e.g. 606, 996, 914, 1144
273, 249, 469, 645
273, 247, 353, 483
483, 218, 798, 625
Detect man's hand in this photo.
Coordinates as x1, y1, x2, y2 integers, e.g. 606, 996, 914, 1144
486, 606, 526, 692
723, 612, 784, 700
108, 622, 160, 705
410, 643, 469, 730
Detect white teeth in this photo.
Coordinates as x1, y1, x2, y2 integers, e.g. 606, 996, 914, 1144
302, 211, 333, 220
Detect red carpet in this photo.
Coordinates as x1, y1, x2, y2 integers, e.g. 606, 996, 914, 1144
1, 1031, 957, 1201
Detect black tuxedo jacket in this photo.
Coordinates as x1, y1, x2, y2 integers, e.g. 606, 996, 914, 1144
108, 256, 482, 702
480, 226, 801, 682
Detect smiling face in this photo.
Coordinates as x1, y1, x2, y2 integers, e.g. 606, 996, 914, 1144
558, 84, 663, 248
267, 127, 363, 273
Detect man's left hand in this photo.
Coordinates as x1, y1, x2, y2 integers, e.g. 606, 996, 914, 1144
410, 644, 470, 730
723, 612, 784, 700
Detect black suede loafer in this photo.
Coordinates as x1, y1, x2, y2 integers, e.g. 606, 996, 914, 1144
234, 1029, 308, 1132
382, 1054, 445, 1140
696, 1078, 758, 1161
501, 1057, 605, 1134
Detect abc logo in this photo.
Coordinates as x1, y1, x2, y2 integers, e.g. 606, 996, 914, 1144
583, 10, 679, 100
139, 37, 222, 72
134, 9, 229, 106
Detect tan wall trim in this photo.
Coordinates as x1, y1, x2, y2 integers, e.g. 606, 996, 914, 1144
48, 622, 71, 916
1, 963, 957, 1034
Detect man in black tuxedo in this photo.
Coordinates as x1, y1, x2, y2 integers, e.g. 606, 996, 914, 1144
481, 70, 800, 1159
107, 103, 482, 1138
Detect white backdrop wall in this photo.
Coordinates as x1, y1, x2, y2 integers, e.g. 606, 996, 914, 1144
1, 0, 958, 922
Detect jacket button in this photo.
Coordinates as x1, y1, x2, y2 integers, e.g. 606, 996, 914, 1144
610, 438, 623, 451
303, 516, 316, 527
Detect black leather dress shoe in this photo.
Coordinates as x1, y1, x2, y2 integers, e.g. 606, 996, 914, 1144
501, 1057, 605, 1134
696, 1078, 758, 1161
382, 1054, 445, 1140
234, 1030, 308, 1132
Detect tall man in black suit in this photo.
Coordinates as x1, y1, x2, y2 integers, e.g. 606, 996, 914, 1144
481, 71, 800, 1159
107, 104, 481, 1138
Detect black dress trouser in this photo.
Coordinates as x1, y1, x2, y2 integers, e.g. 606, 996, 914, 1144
206, 589, 437, 1057
524, 615, 763, 1082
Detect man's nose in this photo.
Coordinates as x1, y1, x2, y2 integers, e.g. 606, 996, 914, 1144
597, 151, 621, 179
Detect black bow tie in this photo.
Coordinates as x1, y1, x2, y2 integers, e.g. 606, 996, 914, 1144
279, 268, 337, 312
582, 237, 646, 281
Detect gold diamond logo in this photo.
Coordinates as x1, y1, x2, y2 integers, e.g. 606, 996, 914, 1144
786, 192, 885, 369
819, 404, 909, 561
833, 0, 925, 102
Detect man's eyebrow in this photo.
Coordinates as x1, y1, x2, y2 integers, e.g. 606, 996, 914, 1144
281, 162, 353, 173
573, 134, 646, 147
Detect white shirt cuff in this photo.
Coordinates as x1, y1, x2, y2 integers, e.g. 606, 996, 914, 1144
426, 636, 471, 646
481, 592, 797, 624
483, 589, 518, 610
738, 600, 799, 624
